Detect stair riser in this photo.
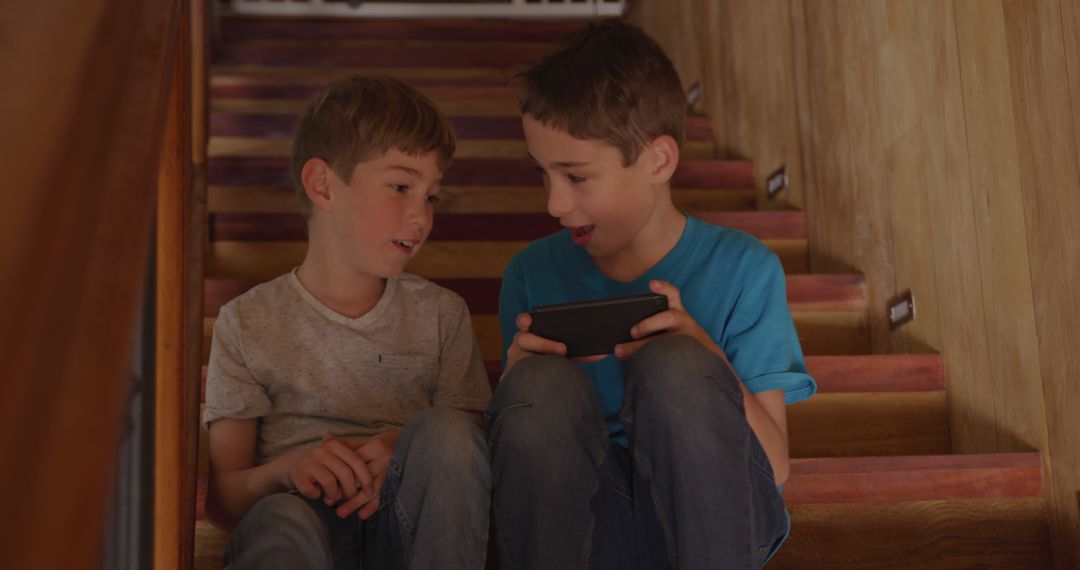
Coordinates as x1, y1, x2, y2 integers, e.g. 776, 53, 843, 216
208, 157, 755, 189
208, 185, 758, 215
220, 17, 587, 43
208, 113, 716, 141
214, 42, 553, 69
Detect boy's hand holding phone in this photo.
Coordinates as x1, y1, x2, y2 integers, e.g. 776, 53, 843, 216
504, 290, 673, 377
613, 280, 724, 361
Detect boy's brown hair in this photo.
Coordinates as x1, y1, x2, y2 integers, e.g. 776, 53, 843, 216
518, 19, 686, 167
291, 74, 456, 218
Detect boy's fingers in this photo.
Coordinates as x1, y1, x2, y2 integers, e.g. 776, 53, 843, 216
365, 455, 390, 479
308, 464, 340, 502
318, 451, 359, 499
572, 354, 608, 363
650, 280, 684, 310
358, 495, 381, 521
335, 478, 380, 519
630, 310, 678, 339
358, 474, 387, 520
294, 475, 321, 500
354, 434, 395, 463
614, 337, 654, 360
516, 313, 532, 331
324, 440, 373, 489
516, 331, 566, 356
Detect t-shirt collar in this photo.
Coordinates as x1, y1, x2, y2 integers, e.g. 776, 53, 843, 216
571, 212, 699, 293
287, 268, 398, 329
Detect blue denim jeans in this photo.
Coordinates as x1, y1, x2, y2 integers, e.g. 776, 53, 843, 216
223, 407, 491, 570
487, 336, 789, 569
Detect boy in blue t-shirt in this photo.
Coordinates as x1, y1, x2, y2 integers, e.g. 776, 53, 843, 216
487, 20, 816, 569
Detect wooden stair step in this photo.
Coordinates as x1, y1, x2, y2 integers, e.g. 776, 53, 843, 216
208, 156, 754, 189
202, 307, 865, 364
204, 271, 859, 318
774, 498, 1051, 568
209, 113, 715, 141
211, 67, 519, 88
208, 136, 716, 161
192, 353, 941, 402
213, 40, 554, 69
207, 211, 806, 243
193, 390, 936, 461
208, 185, 757, 214
787, 392, 948, 457
210, 75, 517, 99
206, 239, 808, 280
193, 453, 1048, 568
220, 16, 587, 43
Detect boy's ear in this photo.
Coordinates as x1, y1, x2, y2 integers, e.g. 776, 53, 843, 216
645, 135, 680, 184
301, 157, 336, 213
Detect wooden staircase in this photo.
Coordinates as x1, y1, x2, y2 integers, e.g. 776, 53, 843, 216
193, 15, 1053, 569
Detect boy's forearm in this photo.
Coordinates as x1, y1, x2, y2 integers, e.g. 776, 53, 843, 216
212, 449, 300, 517
735, 381, 790, 485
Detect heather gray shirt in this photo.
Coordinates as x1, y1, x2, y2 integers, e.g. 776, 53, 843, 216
203, 270, 490, 464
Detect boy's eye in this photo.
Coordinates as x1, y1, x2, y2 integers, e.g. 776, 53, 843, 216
426, 195, 441, 205
390, 184, 408, 193
568, 174, 586, 184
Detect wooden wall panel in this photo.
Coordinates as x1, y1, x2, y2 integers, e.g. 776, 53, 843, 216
1001, 1, 1080, 565
631, 0, 808, 209
625, 0, 703, 92
951, 0, 1047, 454
633, 0, 1077, 565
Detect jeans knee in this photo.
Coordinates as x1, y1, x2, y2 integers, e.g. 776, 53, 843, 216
241, 493, 326, 540
493, 355, 586, 404
400, 407, 488, 478
624, 335, 742, 420
487, 355, 605, 464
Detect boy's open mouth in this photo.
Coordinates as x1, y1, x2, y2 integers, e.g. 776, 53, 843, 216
391, 238, 418, 253
570, 225, 596, 246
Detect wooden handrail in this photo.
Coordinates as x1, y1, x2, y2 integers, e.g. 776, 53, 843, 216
154, 0, 202, 569
0, 0, 184, 568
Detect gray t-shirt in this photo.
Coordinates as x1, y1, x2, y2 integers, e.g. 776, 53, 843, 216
203, 270, 491, 464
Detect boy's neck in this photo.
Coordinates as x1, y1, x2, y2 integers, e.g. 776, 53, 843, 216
295, 230, 386, 319
593, 200, 686, 283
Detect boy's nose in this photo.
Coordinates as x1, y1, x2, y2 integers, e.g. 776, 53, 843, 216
546, 184, 574, 219
405, 200, 430, 230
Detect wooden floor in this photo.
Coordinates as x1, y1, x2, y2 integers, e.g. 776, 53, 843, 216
193, 14, 1053, 569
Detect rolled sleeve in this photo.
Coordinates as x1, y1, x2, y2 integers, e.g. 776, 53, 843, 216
202, 304, 272, 430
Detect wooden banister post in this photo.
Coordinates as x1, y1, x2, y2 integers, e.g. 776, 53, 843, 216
154, 0, 202, 568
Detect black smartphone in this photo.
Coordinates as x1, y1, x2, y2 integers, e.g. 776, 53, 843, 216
527, 293, 669, 358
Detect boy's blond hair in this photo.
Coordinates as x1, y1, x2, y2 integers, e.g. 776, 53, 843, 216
517, 19, 686, 167
291, 74, 456, 217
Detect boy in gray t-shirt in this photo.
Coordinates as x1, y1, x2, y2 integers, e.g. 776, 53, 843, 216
203, 75, 491, 570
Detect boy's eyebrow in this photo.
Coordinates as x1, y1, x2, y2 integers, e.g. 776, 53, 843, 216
385, 164, 422, 176
527, 153, 590, 169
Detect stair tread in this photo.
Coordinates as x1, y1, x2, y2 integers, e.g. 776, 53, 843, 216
220, 16, 589, 43
209, 113, 715, 141
213, 40, 554, 69
192, 452, 1041, 524
208, 211, 807, 242
204, 271, 861, 318
205, 239, 809, 280
209, 185, 756, 214
208, 156, 754, 189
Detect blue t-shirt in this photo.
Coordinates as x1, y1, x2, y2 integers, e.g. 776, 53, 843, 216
499, 214, 817, 446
